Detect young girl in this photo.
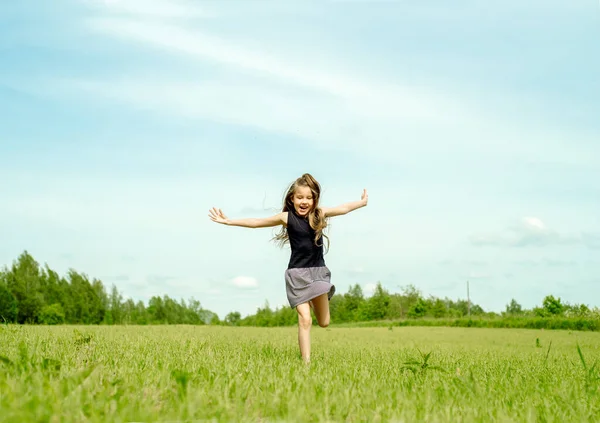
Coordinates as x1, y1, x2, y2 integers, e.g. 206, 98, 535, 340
208, 173, 368, 363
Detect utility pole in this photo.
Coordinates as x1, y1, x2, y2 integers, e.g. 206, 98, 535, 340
467, 280, 471, 317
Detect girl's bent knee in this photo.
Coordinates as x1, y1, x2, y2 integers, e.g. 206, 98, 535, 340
318, 317, 330, 328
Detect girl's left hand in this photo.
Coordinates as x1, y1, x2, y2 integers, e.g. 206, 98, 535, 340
361, 189, 368, 205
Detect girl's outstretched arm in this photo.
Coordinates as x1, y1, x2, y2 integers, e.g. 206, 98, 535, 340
322, 189, 368, 218
209, 207, 287, 228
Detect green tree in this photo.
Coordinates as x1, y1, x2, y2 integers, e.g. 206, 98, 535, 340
0, 283, 18, 323
271, 307, 297, 326
67, 270, 106, 324
134, 300, 148, 324
342, 284, 365, 321
225, 311, 242, 325
186, 298, 204, 325
147, 296, 165, 323
542, 295, 564, 316
329, 295, 346, 322
408, 298, 428, 318
91, 278, 108, 323
505, 298, 523, 315
449, 299, 485, 317
566, 303, 590, 317
39, 303, 66, 325
121, 298, 135, 324
359, 282, 390, 320
6, 251, 45, 323
254, 301, 274, 326
330, 284, 365, 322
163, 295, 179, 324
57, 276, 76, 323
470, 304, 485, 315
401, 284, 422, 309
385, 294, 404, 319
431, 298, 448, 318
41, 265, 63, 308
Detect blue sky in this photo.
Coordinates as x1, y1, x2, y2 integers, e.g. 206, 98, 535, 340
1, 0, 599, 318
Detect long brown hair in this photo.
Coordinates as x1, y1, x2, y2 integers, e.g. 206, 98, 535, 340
272, 173, 329, 252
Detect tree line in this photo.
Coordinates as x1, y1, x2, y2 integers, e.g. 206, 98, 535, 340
1, 251, 598, 330
225, 282, 598, 328
0, 251, 218, 325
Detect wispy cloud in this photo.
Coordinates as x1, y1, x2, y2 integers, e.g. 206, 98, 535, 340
470, 217, 598, 249
61, 0, 596, 167
231, 276, 259, 289
3, 0, 590, 174
82, 0, 214, 19
84, 16, 451, 121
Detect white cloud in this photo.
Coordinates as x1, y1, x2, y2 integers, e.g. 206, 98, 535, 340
231, 276, 259, 289
523, 217, 546, 231
470, 217, 598, 249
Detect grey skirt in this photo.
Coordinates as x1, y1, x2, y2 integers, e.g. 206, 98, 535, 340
285, 266, 336, 309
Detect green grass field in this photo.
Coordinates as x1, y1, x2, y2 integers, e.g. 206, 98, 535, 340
1, 324, 599, 422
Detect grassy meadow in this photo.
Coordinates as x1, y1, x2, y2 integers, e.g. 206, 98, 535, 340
1, 324, 600, 422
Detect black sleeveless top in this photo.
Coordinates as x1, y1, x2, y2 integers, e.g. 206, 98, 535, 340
287, 210, 326, 269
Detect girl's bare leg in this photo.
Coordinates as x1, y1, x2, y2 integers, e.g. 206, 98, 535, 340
296, 302, 312, 363
311, 293, 331, 328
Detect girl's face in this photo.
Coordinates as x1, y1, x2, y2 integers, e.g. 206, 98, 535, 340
292, 185, 314, 217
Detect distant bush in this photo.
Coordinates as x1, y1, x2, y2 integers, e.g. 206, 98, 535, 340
39, 303, 65, 325
338, 316, 600, 332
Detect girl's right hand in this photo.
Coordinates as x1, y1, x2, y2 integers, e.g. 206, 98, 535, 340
209, 207, 229, 225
